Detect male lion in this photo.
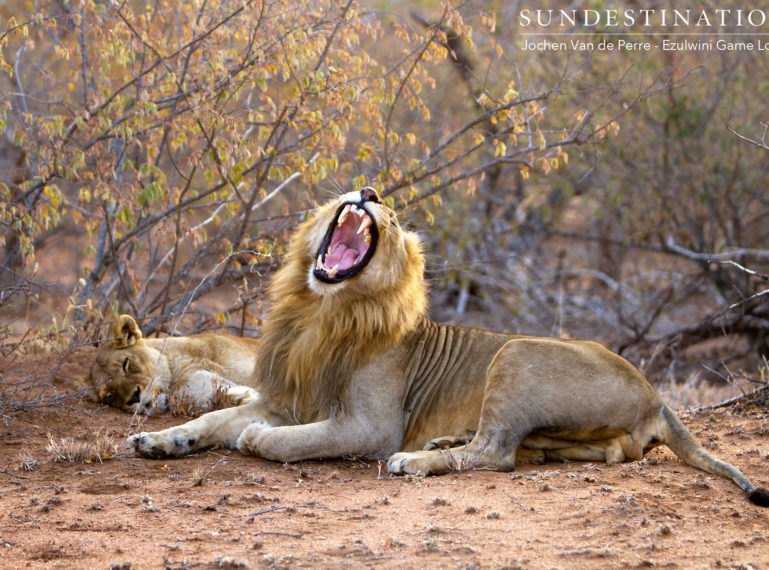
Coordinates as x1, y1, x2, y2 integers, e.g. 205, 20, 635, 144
129, 188, 768, 506
88, 315, 259, 414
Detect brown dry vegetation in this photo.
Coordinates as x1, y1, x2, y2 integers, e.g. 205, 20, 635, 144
2, 0, 768, 378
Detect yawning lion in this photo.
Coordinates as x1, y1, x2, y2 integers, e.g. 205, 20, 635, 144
129, 188, 768, 506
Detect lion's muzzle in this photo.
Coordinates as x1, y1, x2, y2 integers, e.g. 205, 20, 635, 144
313, 188, 381, 283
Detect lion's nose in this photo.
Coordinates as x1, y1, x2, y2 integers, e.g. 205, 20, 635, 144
360, 187, 381, 204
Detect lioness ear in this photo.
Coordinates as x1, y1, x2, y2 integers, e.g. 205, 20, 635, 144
111, 314, 143, 348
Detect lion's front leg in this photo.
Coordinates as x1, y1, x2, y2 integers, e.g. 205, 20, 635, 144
236, 414, 401, 463
237, 359, 405, 462
129, 399, 285, 458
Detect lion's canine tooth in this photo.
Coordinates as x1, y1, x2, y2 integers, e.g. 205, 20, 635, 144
316, 255, 323, 270
327, 264, 339, 278
338, 204, 351, 225
357, 217, 371, 235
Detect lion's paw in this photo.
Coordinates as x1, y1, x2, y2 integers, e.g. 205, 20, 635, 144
235, 420, 271, 456
387, 451, 430, 476
128, 430, 196, 458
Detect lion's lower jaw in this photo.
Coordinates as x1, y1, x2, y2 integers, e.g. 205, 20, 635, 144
307, 273, 347, 296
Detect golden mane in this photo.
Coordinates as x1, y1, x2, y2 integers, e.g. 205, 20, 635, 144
255, 202, 427, 423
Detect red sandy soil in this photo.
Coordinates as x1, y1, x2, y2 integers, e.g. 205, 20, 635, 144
1, 347, 769, 569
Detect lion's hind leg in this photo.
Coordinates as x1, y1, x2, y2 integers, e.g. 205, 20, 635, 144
423, 430, 476, 451
541, 444, 608, 463
524, 434, 645, 464
388, 433, 517, 476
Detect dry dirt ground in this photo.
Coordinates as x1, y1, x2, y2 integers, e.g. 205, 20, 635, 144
2, 347, 769, 569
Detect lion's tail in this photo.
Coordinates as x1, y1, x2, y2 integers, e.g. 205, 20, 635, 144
660, 405, 769, 507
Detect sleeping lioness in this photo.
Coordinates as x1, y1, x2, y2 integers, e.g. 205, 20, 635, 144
87, 315, 259, 414
128, 188, 768, 506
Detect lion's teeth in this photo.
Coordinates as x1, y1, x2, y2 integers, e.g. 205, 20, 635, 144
365, 233, 371, 244
327, 264, 339, 278
316, 255, 323, 270
338, 204, 351, 225
357, 217, 371, 235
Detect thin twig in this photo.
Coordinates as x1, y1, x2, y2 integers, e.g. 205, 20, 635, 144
0, 470, 29, 480
253, 531, 304, 539
728, 123, 769, 151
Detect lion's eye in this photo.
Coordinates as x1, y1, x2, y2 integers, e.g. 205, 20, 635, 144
122, 358, 130, 373
126, 387, 141, 406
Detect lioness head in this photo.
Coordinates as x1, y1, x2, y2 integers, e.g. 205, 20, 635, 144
87, 315, 170, 414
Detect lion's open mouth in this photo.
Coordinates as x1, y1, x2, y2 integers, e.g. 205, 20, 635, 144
313, 201, 378, 283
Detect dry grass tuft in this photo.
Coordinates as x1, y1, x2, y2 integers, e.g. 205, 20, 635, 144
167, 389, 206, 418
655, 371, 746, 411
190, 456, 227, 487
208, 384, 236, 411
18, 453, 38, 471
656, 362, 769, 414
46, 430, 120, 464
168, 384, 231, 417
244, 472, 266, 485
190, 467, 208, 487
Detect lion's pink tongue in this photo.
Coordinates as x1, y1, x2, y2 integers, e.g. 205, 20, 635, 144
324, 214, 370, 270
325, 244, 361, 270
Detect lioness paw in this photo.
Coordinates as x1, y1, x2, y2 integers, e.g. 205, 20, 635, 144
226, 386, 261, 407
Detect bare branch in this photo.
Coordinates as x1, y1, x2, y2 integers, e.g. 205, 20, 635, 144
728, 122, 769, 151
665, 236, 769, 262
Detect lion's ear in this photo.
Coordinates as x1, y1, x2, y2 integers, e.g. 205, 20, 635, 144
111, 314, 143, 348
